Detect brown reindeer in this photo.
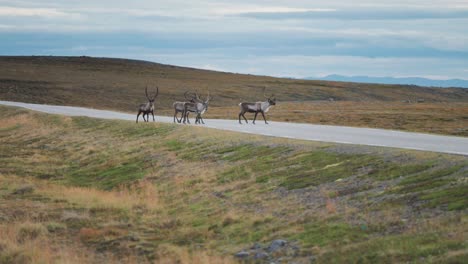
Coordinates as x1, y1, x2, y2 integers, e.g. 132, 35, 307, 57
238, 89, 276, 124
182, 91, 211, 124
173, 91, 197, 123
136, 86, 159, 123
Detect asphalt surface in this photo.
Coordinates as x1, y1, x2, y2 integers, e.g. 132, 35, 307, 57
1, 100, 467, 156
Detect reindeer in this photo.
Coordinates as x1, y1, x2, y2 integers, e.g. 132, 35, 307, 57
173, 91, 197, 123
193, 92, 211, 124
183, 92, 211, 124
238, 89, 276, 124
136, 86, 159, 123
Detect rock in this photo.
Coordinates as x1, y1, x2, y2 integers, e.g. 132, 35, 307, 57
267, 239, 287, 252
12, 185, 34, 195
251, 242, 262, 250
234, 250, 249, 259
254, 251, 269, 259
212, 191, 226, 199
128, 233, 140, 241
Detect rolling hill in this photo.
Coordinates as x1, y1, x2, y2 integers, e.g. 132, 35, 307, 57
1, 56, 467, 112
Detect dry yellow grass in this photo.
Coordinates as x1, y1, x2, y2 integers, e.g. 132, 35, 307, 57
155, 244, 235, 264
0, 211, 97, 264
39, 179, 161, 211
0, 173, 236, 263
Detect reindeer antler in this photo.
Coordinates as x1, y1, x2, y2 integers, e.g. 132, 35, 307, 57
263, 86, 269, 99
184, 91, 195, 100
195, 91, 201, 102
153, 86, 159, 100
145, 86, 150, 100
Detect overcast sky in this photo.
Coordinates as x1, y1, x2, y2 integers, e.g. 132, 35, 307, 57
1, 0, 468, 79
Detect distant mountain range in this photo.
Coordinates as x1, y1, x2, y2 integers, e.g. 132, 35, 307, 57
310, 75, 468, 88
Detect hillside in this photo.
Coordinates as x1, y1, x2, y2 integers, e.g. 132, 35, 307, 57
1, 105, 467, 263
1, 56, 468, 136
1, 56, 467, 110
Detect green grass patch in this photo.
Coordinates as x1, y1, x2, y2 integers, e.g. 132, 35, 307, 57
67, 159, 146, 190
0, 124, 22, 133
420, 185, 468, 210
395, 165, 464, 194
368, 162, 434, 181
72, 116, 114, 131
217, 144, 288, 162
293, 222, 367, 248
218, 166, 249, 183
73, 116, 175, 138
275, 152, 375, 189
165, 139, 189, 151
178, 143, 216, 161
319, 230, 466, 263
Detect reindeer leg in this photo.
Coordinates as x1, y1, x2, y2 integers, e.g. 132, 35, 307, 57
151, 111, 155, 122
183, 110, 190, 124
175, 111, 182, 123
242, 113, 248, 124
239, 110, 248, 124
143, 113, 147, 122
197, 114, 203, 124
253, 112, 258, 124
136, 112, 141, 123
261, 111, 268, 124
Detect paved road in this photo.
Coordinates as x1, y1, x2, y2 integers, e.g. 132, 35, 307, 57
1, 100, 467, 156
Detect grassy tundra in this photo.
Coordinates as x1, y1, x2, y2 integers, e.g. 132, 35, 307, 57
1, 56, 467, 136
0, 105, 467, 263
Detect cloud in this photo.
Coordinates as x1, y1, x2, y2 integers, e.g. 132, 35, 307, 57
211, 6, 336, 15
0, 6, 81, 18
133, 53, 468, 79
0, 24, 13, 29
197, 64, 226, 71
237, 8, 468, 20
0, 0, 467, 79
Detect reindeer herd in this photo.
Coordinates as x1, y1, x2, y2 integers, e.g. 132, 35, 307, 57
136, 86, 276, 125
